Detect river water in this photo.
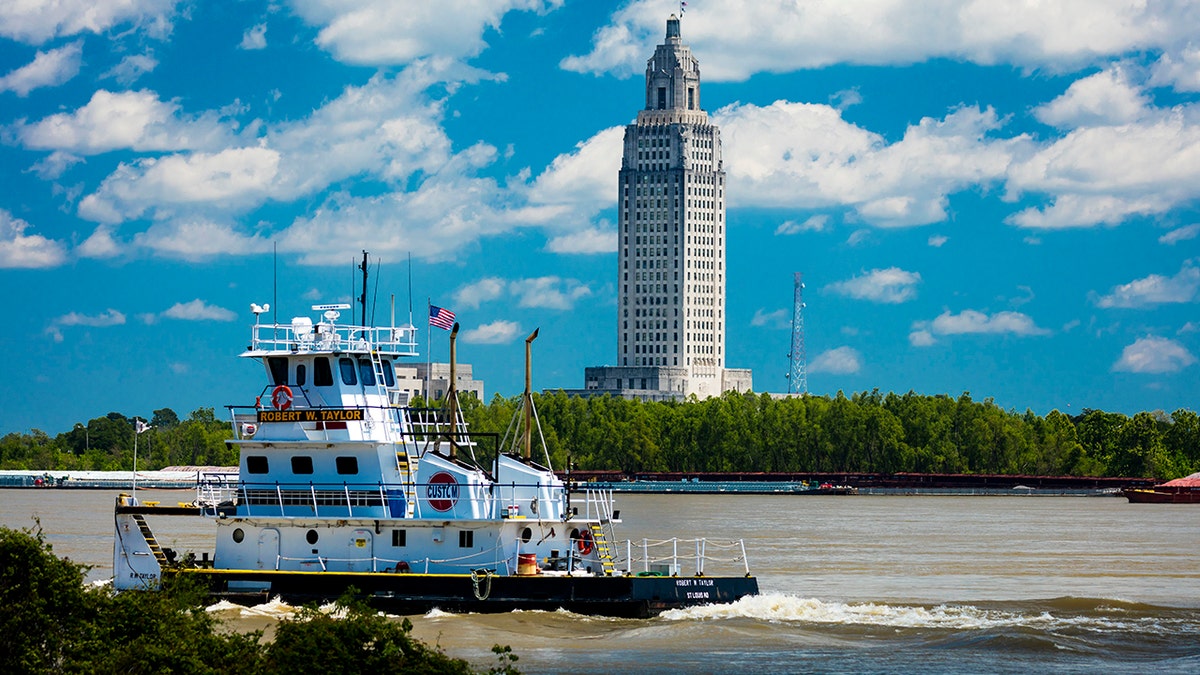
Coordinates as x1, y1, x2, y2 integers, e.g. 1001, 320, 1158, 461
3, 489, 1198, 673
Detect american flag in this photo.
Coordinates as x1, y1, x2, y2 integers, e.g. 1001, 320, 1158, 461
429, 305, 456, 330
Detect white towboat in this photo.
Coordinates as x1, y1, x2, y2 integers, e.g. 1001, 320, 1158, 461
113, 288, 757, 617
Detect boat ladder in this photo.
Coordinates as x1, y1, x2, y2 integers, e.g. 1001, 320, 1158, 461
131, 514, 169, 566
589, 522, 617, 576
394, 446, 419, 517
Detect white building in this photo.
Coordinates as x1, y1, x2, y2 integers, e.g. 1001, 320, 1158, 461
394, 362, 484, 402
576, 15, 752, 400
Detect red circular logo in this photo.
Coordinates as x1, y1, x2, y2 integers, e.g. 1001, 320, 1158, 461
426, 472, 459, 512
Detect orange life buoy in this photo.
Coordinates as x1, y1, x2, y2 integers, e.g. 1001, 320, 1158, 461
271, 385, 293, 410
577, 529, 595, 555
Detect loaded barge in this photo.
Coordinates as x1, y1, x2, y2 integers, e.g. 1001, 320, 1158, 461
114, 294, 757, 617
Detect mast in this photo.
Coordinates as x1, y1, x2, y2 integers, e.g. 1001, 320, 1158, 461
523, 328, 539, 459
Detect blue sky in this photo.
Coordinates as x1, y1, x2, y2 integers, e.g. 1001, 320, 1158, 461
2, 0, 1198, 435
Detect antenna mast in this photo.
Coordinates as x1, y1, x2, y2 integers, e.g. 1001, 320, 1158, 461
358, 250, 369, 326
787, 272, 808, 395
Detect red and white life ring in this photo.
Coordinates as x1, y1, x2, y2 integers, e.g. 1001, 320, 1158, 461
577, 529, 595, 555
271, 385, 293, 411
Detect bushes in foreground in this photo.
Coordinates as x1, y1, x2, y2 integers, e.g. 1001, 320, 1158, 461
0, 526, 518, 674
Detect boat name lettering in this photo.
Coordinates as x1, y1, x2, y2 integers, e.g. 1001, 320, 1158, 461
675, 579, 715, 587
256, 409, 366, 423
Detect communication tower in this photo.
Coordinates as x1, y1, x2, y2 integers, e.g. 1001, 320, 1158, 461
787, 273, 808, 395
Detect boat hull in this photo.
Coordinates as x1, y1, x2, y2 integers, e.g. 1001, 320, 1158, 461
172, 567, 759, 618
1124, 488, 1200, 504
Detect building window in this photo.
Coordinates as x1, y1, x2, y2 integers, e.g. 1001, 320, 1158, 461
688, 87, 695, 109
657, 87, 666, 109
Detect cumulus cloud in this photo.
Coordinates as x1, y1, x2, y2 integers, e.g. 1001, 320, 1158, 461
134, 218, 273, 261
717, 101, 1024, 227
1092, 261, 1200, 308
0, 210, 68, 268
563, 0, 1191, 81
293, 0, 564, 66
809, 346, 862, 374
77, 226, 121, 259
0, 42, 82, 96
528, 125, 623, 233
161, 299, 237, 321
911, 309, 1050, 344
1112, 336, 1197, 374
46, 308, 126, 341
928, 234, 948, 247
13, 89, 237, 155
826, 267, 921, 303
461, 319, 522, 344
750, 308, 790, 329
1033, 66, 1149, 128
1159, 224, 1200, 245
455, 276, 591, 310
775, 215, 828, 235
0, 0, 177, 44
545, 227, 616, 254
240, 23, 267, 50
103, 52, 158, 85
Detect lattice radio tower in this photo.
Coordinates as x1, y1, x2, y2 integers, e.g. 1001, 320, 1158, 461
787, 272, 808, 394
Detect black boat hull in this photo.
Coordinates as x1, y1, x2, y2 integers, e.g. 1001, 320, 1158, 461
174, 567, 759, 618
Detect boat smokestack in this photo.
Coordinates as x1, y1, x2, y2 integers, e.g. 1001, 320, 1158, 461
446, 322, 460, 459
523, 328, 539, 460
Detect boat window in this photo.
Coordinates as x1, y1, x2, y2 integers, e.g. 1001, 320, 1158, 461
291, 456, 313, 474
246, 456, 269, 474
380, 360, 395, 386
392, 530, 406, 547
521, 527, 532, 544
232, 528, 245, 543
458, 530, 474, 548
358, 359, 376, 387
339, 358, 357, 385
268, 357, 289, 385
295, 364, 306, 386
314, 357, 333, 386
306, 529, 319, 545
336, 456, 358, 475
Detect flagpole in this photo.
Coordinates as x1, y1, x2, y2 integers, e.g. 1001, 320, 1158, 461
132, 419, 138, 496
426, 298, 431, 404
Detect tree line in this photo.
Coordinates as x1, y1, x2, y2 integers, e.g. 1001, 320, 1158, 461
3, 391, 1197, 479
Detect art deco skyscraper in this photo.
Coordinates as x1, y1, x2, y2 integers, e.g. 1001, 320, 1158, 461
616, 14, 729, 396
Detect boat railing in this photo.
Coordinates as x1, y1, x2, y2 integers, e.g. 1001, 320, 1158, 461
271, 544, 515, 576
576, 486, 617, 521
196, 471, 240, 506
622, 537, 751, 578
249, 319, 417, 357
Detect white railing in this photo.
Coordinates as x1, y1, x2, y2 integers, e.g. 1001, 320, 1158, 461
623, 537, 751, 577
249, 319, 417, 357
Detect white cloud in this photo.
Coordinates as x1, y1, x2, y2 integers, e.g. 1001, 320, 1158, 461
528, 125, 623, 214
809, 346, 862, 375
928, 234, 948, 247
1093, 261, 1200, 308
161, 299, 237, 321
77, 226, 121, 259
0, 0, 177, 44
545, 227, 616, 254
103, 53, 158, 85
14, 89, 237, 155
454, 278, 506, 309
1112, 336, 1197, 374
1033, 66, 1149, 129
826, 267, 921, 303
1160, 224, 1200, 245
461, 320, 522, 344
564, 0, 1190, 81
775, 215, 828, 235
240, 23, 267, 50
0, 210, 68, 268
29, 151, 84, 180
293, 0, 564, 66
134, 218, 273, 261
750, 308, 789, 329
913, 309, 1050, 340
0, 42, 82, 96
1178, 322, 1199, 334
55, 308, 126, 327
1150, 44, 1200, 92
453, 276, 591, 310
718, 101, 1023, 227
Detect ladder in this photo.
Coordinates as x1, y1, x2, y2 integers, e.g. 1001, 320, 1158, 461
589, 522, 617, 576
131, 514, 168, 566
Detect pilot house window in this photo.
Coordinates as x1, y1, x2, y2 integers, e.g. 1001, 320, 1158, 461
268, 357, 288, 385
339, 358, 357, 386
314, 357, 333, 386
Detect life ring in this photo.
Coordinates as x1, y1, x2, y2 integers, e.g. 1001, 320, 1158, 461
577, 529, 595, 556
271, 385, 293, 410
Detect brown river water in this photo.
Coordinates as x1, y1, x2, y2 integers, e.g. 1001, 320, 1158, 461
3, 489, 1198, 673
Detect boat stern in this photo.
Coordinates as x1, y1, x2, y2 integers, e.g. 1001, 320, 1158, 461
113, 494, 164, 590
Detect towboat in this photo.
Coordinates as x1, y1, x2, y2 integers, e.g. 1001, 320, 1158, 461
113, 294, 758, 617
